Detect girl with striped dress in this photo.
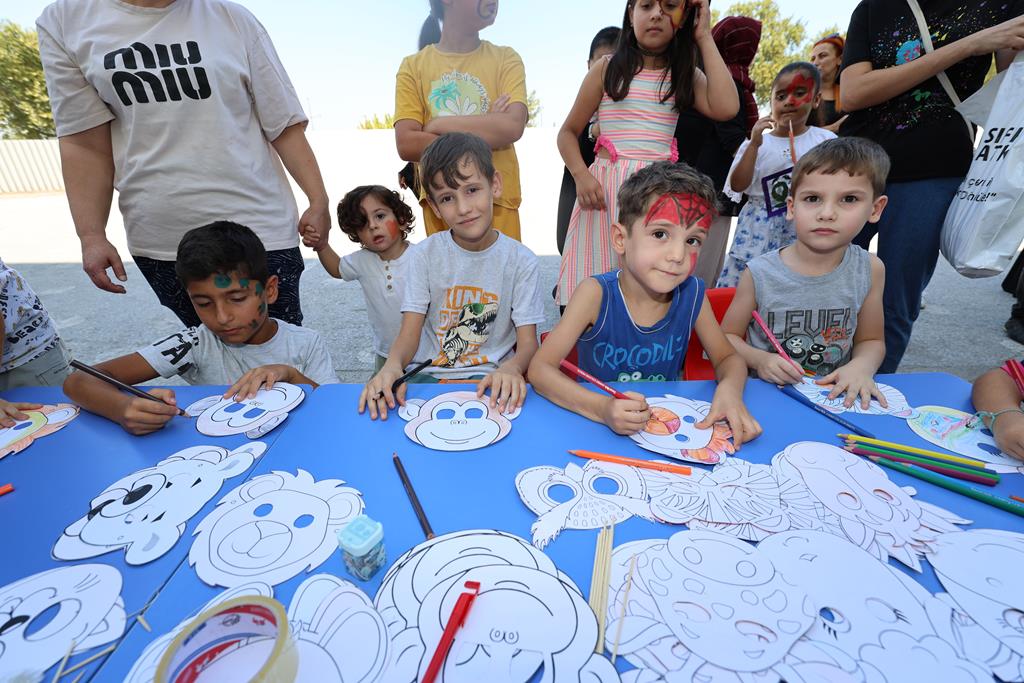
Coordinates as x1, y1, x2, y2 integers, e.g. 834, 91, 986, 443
555, 0, 738, 307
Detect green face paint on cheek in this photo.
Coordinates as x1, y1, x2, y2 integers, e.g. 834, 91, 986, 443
259, 301, 267, 314
239, 278, 250, 289
255, 282, 265, 295
213, 273, 232, 288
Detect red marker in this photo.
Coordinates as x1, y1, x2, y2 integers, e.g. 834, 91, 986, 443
559, 359, 630, 400
750, 310, 805, 376
423, 581, 482, 683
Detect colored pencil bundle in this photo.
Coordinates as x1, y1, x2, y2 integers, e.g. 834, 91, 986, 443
870, 457, 1024, 518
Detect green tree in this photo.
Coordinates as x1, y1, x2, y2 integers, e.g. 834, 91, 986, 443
0, 21, 54, 139
526, 89, 541, 127
357, 112, 396, 130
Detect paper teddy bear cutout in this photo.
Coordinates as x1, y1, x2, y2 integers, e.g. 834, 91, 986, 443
53, 442, 266, 565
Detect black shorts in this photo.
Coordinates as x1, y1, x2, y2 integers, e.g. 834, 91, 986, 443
136, 247, 305, 327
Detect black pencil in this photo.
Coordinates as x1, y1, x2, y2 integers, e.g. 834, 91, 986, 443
391, 358, 434, 395
70, 359, 188, 417
392, 453, 434, 539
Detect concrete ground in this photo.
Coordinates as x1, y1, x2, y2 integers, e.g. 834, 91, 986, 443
2, 128, 1021, 384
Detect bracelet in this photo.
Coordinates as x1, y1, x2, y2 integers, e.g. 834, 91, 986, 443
975, 407, 1024, 432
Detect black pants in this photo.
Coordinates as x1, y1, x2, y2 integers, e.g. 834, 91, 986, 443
136, 247, 305, 327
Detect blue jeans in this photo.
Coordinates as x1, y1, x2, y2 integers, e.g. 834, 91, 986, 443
853, 176, 962, 373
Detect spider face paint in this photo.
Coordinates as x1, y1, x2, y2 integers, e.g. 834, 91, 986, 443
644, 193, 714, 231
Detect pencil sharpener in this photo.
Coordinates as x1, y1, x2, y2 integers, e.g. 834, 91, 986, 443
337, 514, 386, 581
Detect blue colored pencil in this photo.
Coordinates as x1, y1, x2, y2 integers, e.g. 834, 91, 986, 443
778, 384, 876, 439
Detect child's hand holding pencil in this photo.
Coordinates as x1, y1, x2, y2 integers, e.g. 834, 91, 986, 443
600, 391, 651, 435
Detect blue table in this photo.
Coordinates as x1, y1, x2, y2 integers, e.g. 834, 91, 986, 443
0, 385, 292, 681
91, 373, 1024, 681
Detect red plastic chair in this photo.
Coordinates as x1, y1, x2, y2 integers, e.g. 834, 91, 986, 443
539, 331, 579, 379
683, 287, 736, 381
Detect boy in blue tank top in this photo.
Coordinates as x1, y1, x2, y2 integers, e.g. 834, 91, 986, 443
721, 137, 889, 409
530, 162, 761, 444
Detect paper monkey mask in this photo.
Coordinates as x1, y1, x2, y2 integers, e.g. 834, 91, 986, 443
185, 383, 305, 438
0, 403, 79, 458
398, 391, 520, 452
53, 442, 266, 565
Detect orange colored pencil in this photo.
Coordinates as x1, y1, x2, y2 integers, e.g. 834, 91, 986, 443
1011, 495, 1024, 504
0, 484, 12, 497
569, 450, 691, 476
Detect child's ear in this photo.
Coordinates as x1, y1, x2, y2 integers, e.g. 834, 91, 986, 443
426, 197, 442, 219
264, 275, 279, 305
611, 221, 629, 255
785, 195, 795, 221
868, 194, 889, 223
490, 170, 503, 201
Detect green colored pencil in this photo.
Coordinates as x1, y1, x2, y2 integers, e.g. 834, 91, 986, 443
846, 442, 998, 479
870, 457, 1024, 518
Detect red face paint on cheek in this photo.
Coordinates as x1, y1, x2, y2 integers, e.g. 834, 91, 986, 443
783, 73, 816, 107
386, 219, 400, 240
644, 193, 714, 231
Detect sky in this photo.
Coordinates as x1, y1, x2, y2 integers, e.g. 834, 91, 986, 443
5, 0, 859, 130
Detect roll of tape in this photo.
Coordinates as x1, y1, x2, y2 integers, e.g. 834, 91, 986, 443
155, 595, 297, 683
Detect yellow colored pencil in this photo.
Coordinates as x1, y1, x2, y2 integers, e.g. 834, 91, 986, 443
837, 433, 987, 468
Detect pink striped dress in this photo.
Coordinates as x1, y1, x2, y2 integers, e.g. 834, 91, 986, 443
556, 68, 679, 306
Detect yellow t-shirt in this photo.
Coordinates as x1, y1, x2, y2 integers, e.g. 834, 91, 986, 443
395, 41, 526, 216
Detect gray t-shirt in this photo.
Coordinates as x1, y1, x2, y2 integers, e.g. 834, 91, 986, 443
37, 0, 305, 260
138, 319, 339, 385
402, 231, 545, 378
746, 245, 872, 376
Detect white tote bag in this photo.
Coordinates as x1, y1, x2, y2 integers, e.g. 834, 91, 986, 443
940, 54, 1024, 278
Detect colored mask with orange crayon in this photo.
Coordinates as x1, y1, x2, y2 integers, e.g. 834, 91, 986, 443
645, 192, 713, 276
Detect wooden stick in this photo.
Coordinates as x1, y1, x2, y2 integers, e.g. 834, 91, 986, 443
611, 555, 637, 664
52, 639, 75, 682
57, 644, 116, 677
137, 612, 152, 632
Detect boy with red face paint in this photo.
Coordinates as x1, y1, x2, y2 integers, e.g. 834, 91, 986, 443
530, 162, 761, 443
716, 62, 836, 288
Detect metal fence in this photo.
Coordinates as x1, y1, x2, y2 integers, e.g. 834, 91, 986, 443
0, 139, 63, 194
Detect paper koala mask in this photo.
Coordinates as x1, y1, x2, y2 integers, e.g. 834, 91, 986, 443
53, 442, 266, 565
